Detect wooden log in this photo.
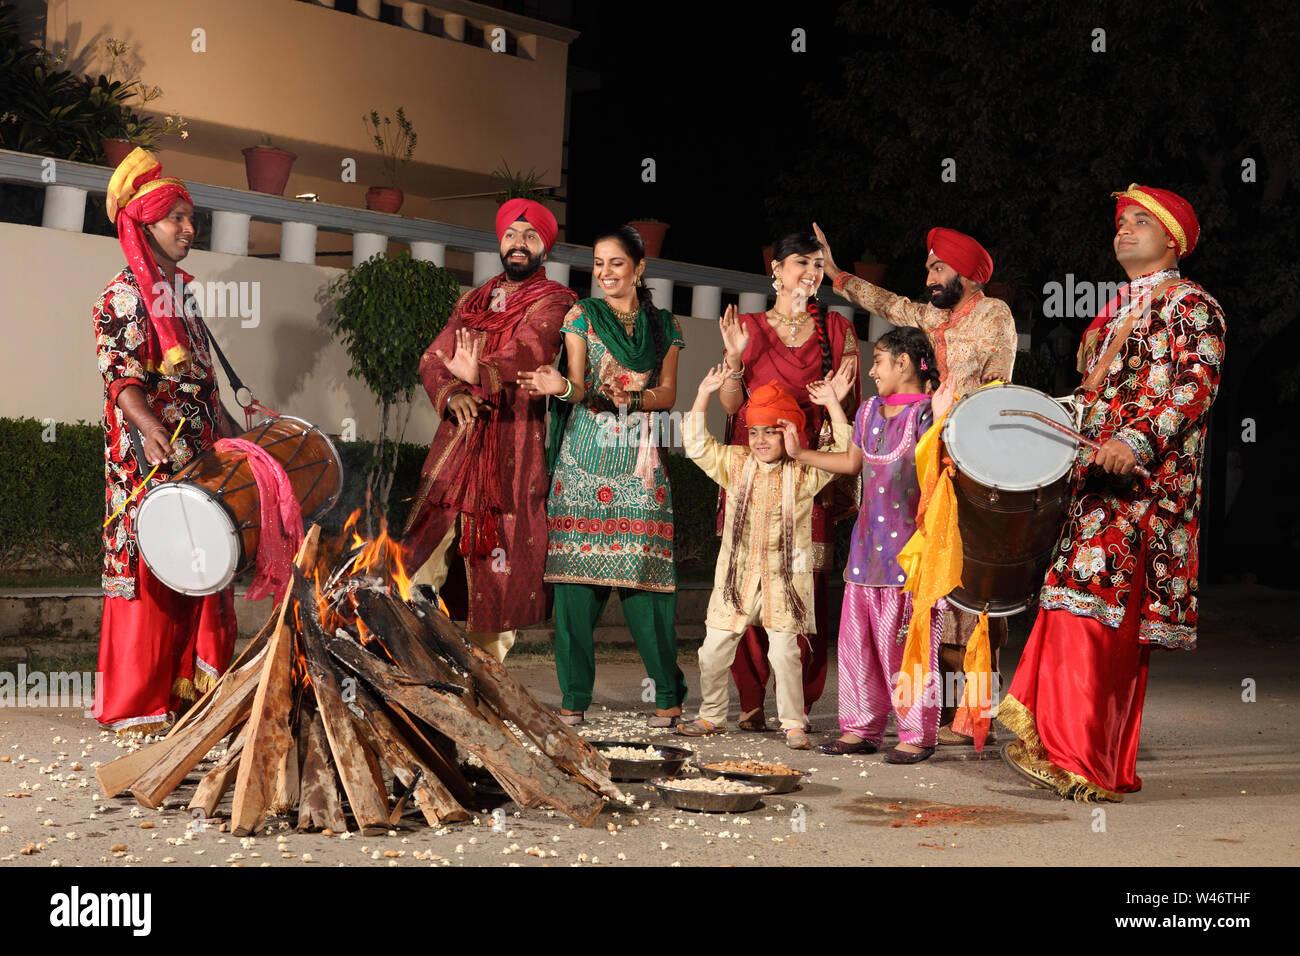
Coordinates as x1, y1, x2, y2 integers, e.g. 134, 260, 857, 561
328, 636, 605, 827
351, 684, 469, 825
294, 571, 391, 835
126, 646, 266, 808
188, 730, 246, 819
380, 700, 477, 807
297, 710, 347, 832
412, 598, 622, 800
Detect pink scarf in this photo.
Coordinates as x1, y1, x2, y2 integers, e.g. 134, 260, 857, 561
215, 438, 304, 605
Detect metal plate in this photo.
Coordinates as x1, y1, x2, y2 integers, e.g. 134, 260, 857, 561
649, 777, 775, 813
694, 760, 805, 794
588, 741, 692, 782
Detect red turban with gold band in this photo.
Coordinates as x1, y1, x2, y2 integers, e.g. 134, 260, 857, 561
1112, 183, 1200, 258
105, 148, 195, 375
495, 198, 558, 251
742, 380, 806, 432
926, 227, 993, 284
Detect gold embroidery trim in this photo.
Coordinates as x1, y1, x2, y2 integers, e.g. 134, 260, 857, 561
998, 694, 1126, 803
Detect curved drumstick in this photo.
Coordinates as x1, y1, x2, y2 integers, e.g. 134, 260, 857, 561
103, 416, 188, 527
998, 409, 1152, 480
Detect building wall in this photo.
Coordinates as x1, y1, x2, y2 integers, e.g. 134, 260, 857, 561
0, 223, 758, 447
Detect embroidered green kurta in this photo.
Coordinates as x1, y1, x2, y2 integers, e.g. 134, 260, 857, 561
543, 303, 685, 592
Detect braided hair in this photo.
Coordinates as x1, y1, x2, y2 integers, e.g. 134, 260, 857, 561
596, 224, 668, 386
876, 326, 940, 392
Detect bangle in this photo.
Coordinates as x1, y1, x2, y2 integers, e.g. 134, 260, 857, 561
559, 377, 575, 401
725, 358, 745, 379
628, 391, 643, 412
720, 382, 741, 392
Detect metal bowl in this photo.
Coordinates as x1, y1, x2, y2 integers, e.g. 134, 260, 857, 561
694, 759, 805, 794
589, 741, 693, 782
650, 776, 775, 813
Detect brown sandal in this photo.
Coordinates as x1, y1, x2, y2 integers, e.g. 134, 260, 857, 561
738, 707, 769, 732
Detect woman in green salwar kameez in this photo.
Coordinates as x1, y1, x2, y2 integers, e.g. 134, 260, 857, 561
518, 225, 687, 727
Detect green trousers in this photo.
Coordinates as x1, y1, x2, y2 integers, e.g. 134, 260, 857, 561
553, 583, 687, 712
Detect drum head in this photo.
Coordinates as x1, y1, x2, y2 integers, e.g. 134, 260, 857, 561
942, 384, 1077, 491
135, 483, 241, 596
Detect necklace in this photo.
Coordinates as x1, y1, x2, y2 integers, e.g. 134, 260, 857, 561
769, 307, 809, 345
611, 303, 640, 334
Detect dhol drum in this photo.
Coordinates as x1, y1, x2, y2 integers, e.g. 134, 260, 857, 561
135, 416, 343, 595
941, 385, 1077, 616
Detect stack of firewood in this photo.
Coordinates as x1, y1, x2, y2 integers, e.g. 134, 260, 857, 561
95, 524, 620, 836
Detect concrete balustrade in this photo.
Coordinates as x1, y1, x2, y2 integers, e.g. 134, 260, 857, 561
352, 231, 389, 266
738, 292, 768, 314
441, 13, 467, 40
543, 260, 570, 285
40, 184, 86, 232
473, 250, 502, 285
409, 240, 446, 265
280, 221, 318, 265
401, 3, 426, 30
210, 211, 251, 256
356, 0, 382, 19
690, 284, 721, 320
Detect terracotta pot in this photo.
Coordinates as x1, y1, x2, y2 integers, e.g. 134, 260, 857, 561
365, 186, 404, 214
761, 244, 775, 276
629, 221, 668, 258
100, 138, 137, 168
853, 262, 887, 283
242, 146, 297, 195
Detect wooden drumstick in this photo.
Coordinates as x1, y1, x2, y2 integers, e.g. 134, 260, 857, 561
103, 416, 188, 527
999, 409, 1152, 480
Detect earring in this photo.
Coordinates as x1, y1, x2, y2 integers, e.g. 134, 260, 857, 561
771, 266, 783, 295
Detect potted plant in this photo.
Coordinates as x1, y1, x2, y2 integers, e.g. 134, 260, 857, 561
242, 133, 297, 195
491, 159, 552, 203
853, 248, 887, 283
363, 107, 416, 214
87, 38, 187, 165
325, 251, 459, 533
629, 218, 669, 258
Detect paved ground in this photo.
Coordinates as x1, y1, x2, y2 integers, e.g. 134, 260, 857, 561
0, 585, 1295, 868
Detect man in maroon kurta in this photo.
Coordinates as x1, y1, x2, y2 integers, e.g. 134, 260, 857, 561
402, 200, 576, 660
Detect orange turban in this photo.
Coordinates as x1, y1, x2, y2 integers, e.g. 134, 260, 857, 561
105, 148, 195, 374
926, 227, 993, 284
1112, 183, 1200, 258
495, 198, 558, 251
742, 381, 805, 431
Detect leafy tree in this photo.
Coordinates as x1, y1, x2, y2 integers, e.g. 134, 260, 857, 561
325, 252, 459, 532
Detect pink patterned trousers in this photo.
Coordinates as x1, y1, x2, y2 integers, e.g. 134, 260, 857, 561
836, 583, 944, 746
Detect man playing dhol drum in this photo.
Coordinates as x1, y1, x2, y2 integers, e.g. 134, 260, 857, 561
402, 200, 577, 662
813, 223, 1017, 745
96, 149, 241, 734
998, 184, 1225, 802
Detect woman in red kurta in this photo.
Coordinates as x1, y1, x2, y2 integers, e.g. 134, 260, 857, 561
717, 232, 860, 729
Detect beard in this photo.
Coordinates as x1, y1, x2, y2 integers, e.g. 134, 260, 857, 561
501, 247, 544, 281
927, 273, 964, 310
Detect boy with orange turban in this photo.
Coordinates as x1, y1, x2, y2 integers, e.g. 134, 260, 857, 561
96, 148, 239, 733
678, 369, 851, 749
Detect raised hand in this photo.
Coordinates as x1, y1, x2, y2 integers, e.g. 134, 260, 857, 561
811, 222, 841, 278
697, 363, 729, 396
517, 364, 566, 397
828, 355, 857, 402
434, 328, 484, 385
719, 305, 749, 364
807, 378, 839, 408
777, 417, 804, 458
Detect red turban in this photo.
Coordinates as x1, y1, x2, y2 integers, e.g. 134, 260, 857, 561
105, 148, 195, 375
926, 227, 993, 284
742, 380, 806, 432
495, 198, 558, 251
1112, 183, 1200, 257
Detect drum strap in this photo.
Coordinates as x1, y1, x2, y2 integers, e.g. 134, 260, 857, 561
195, 315, 279, 425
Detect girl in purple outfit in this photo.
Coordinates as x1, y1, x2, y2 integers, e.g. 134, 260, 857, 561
785, 327, 954, 764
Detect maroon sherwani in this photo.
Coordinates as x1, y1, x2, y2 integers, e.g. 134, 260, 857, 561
402, 270, 576, 633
